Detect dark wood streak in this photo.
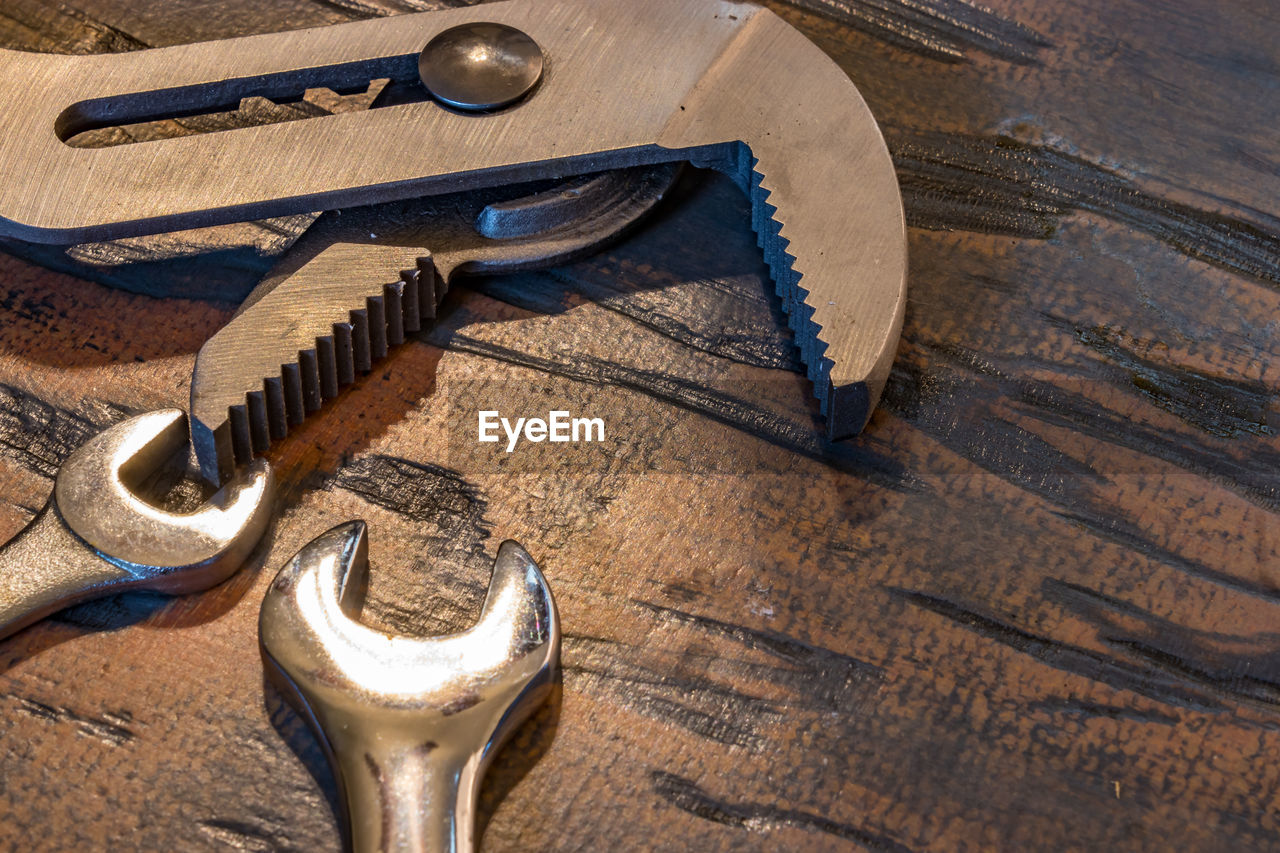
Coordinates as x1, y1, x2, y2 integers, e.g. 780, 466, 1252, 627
326, 455, 494, 636
887, 340, 1280, 511
330, 455, 490, 535
8, 695, 136, 746
887, 410, 1278, 600
0, 384, 118, 480
565, 636, 781, 750
0, 290, 61, 335
564, 601, 883, 750
1024, 698, 1182, 726
0, 0, 147, 53
437, 331, 920, 490
1066, 321, 1274, 439
901, 338, 1280, 512
891, 129, 1280, 286
652, 771, 917, 853
635, 600, 886, 706
891, 588, 1232, 713
1048, 511, 1280, 603
1045, 579, 1280, 711
1107, 639, 1280, 713
774, 0, 1049, 65
884, 363, 1140, 532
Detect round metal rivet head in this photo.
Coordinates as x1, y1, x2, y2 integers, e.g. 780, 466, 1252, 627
419, 23, 544, 112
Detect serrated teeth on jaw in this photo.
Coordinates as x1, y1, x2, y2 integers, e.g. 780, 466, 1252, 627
224, 258, 443, 468
749, 156, 833, 415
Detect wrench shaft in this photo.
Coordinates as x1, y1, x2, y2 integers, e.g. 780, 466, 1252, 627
336, 738, 475, 853
0, 505, 133, 641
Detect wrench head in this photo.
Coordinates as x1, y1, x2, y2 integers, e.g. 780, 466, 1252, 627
54, 409, 274, 592
259, 521, 559, 850
261, 520, 558, 722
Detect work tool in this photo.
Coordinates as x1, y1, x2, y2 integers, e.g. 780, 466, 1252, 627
260, 521, 558, 853
0, 3, 907, 848
0, 410, 273, 641
191, 164, 680, 486
0, 0, 908, 442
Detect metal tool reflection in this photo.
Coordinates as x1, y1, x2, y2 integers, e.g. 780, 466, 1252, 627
0, 409, 273, 641
260, 521, 559, 853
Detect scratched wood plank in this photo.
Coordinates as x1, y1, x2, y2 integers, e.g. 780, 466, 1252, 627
0, 0, 1277, 851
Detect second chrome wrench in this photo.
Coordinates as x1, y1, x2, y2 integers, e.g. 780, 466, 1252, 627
261, 522, 558, 853
0, 410, 273, 641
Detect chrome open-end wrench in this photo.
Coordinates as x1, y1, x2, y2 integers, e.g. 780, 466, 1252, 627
0, 0, 907, 441
260, 521, 558, 853
0, 410, 273, 641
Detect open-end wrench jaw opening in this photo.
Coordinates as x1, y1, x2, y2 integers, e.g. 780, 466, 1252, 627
54, 408, 275, 590
259, 521, 560, 853
260, 520, 559, 709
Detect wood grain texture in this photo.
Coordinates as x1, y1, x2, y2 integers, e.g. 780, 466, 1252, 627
0, 0, 1277, 851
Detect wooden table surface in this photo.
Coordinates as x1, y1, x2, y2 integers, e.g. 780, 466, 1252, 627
0, 0, 1277, 850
